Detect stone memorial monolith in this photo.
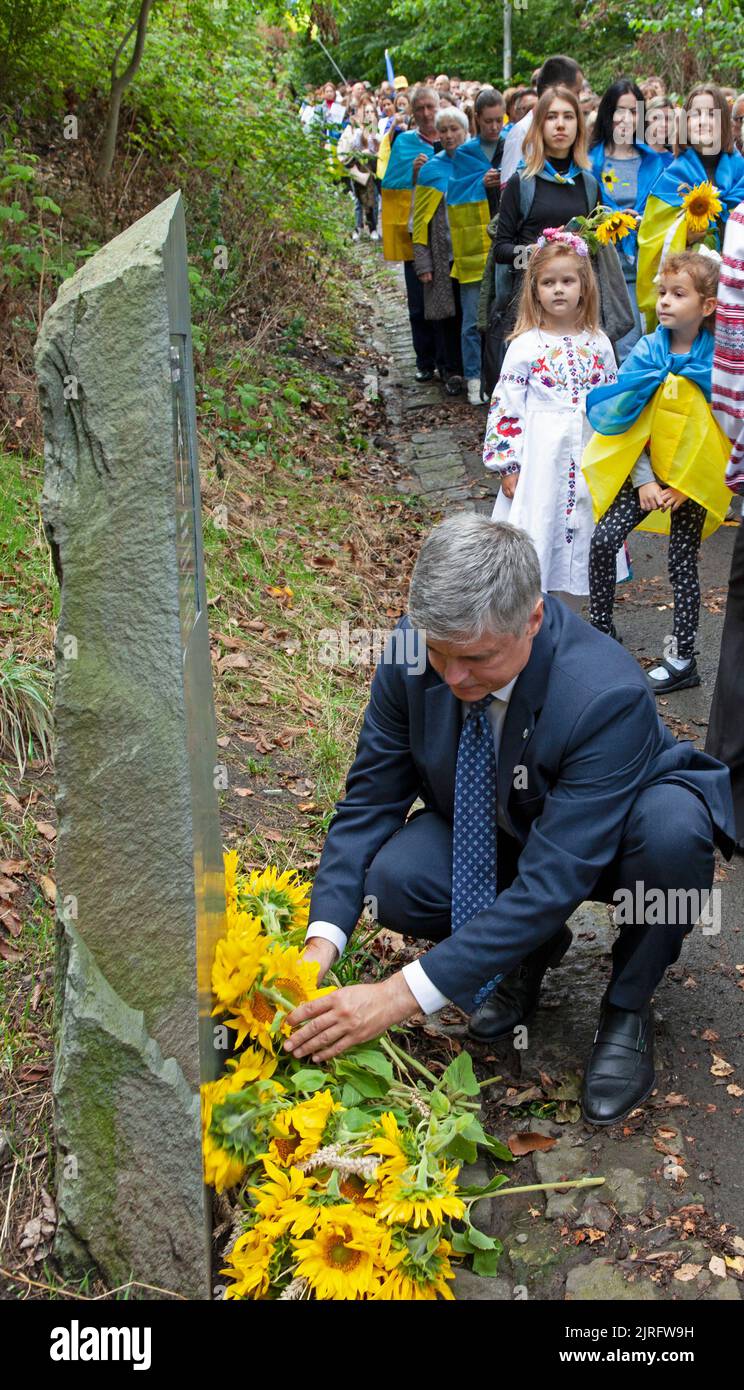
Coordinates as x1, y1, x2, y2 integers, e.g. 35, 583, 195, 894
36, 191, 225, 1299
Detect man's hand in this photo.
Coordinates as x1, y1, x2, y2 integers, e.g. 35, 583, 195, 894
301, 936, 339, 984
638, 481, 665, 512
483, 169, 500, 189
284, 973, 419, 1062
658, 485, 688, 512
418, 271, 433, 283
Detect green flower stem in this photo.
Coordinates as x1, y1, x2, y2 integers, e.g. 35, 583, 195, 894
478, 1076, 503, 1089
257, 984, 296, 1013
468, 1176, 605, 1205
380, 1036, 439, 1088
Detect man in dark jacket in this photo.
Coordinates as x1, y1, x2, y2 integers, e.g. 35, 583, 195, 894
286, 516, 734, 1125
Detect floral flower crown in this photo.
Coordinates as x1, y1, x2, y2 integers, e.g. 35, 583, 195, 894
534, 227, 589, 257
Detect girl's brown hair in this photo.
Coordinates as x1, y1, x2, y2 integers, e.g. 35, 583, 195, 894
658, 251, 720, 332
521, 86, 589, 179
677, 83, 734, 157
510, 239, 599, 338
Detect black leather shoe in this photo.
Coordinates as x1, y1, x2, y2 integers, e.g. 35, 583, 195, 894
467, 926, 572, 1041
646, 657, 700, 695
415, 367, 435, 382
581, 996, 655, 1125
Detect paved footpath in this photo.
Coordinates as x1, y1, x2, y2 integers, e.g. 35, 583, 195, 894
369, 257, 744, 1302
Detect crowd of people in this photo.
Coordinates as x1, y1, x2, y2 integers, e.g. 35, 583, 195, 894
304, 53, 744, 849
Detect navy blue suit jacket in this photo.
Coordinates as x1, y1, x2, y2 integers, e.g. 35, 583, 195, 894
308, 598, 735, 1010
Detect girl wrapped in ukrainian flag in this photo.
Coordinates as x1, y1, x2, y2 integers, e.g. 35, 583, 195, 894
636, 83, 744, 331
582, 251, 732, 696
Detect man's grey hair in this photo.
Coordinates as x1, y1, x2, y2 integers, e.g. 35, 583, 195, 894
435, 105, 470, 133
408, 514, 542, 640
411, 84, 439, 110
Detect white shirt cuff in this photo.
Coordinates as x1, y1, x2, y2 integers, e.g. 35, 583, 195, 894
305, 921, 348, 959
402, 959, 450, 1015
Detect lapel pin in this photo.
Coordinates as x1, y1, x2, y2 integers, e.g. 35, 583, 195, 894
522, 728, 529, 739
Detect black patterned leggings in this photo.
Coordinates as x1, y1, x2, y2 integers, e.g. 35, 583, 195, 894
589, 481, 706, 659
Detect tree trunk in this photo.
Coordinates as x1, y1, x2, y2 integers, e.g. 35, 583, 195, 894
95, 0, 155, 185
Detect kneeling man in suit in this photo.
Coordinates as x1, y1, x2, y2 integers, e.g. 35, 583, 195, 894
285, 515, 735, 1125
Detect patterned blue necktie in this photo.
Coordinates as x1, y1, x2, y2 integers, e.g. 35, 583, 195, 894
451, 695, 499, 934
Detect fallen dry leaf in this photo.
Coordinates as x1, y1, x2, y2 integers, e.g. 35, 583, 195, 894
233, 788, 254, 798
673, 1263, 702, 1282
0, 875, 21, 898
507, 1132, 557, 1156
38, 875, 56, 904
708, 1255, 727, 1279
710, 1055, 735, 1078
664, 1093, 689, 1107
701, 1028, 720, 1042
726, 1083, 744, 1098
724, 1255, 744, 1274
262, 829, 284, 843
34, 820, 56, 841
0, 859, 28, 874
0, 939, 22, 962
216, 735, 231, 748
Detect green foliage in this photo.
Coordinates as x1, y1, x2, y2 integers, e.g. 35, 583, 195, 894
626, 0, 744, 89
0, 145, 85, 296
0, 654, 53, 776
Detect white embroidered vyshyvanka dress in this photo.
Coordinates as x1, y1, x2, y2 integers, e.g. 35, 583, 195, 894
486, 327, 619, 595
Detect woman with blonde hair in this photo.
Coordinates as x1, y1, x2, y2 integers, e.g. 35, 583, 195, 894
482, 86, 602, 389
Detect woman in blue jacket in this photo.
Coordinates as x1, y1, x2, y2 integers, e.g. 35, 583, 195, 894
590, 79, 664, 360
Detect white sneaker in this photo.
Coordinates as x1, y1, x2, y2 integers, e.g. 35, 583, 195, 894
352, 230, 360, 242
370, 230, 380, 241
467, 377, 483, 405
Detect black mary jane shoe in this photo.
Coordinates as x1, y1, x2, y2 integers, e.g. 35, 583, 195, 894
646, 656, 700, 695
415, 367, 435, 382
444, 374, 464, 396
581, 996, 655, 1126
467, 925, 573, 1042
609, 623, 623, 645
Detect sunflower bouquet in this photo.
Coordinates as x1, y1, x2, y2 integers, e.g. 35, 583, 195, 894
565, 203, 640, 254
204, 853, 600, 1299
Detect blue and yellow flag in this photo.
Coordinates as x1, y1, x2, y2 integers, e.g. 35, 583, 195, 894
381, 130, 436, 262
582, 327, 731, 538
446, 138, 491, 284
412, 150, 454, 246
637, 148, 744, 330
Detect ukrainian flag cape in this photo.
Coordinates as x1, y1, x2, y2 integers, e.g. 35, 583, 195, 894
381, 131, 436, 262
637, 148, 744, 329
412, 150, 454, 246
588, 142, 664, 259
582, 327, 731, 539
446, 138, 491, 284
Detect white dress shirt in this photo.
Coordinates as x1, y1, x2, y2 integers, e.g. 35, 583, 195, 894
500, 110, 534, 186
306, 676, 518, 1016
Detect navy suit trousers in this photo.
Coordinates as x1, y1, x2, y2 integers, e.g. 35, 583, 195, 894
364, 782, 715, 1012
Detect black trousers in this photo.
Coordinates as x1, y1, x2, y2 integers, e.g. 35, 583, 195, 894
364, 784, 715, 1013
403, 257, 439, 372
706, 516, 744, 839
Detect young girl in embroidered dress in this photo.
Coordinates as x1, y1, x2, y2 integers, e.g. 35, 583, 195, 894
485, 231, 618, 605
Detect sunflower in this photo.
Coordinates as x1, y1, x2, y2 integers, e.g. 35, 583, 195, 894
223, 941, 332, 1052
223, 849, 239, 910
201, 1060, 279, 1192
222, 1228, 276, 1300
238, 865, 312, 936
211, 907, 267, 1006
376, 1232, 457, 1301
248, 1159, 318, 1237
601, 166, 619, 192
681, 180, 723, 234
595, 210, 637, 245
364, 1112, 417, 1181
292, 1205, 389, 1300
377, 1165, 465, 1229
263, 1090, 339, 1167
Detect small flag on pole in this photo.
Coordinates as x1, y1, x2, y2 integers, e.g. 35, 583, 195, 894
385, 49, 395, 85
